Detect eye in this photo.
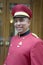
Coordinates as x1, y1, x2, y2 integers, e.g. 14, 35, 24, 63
19, 18, 24, 22
14, 19, 18, 23
15, 20, 17, 22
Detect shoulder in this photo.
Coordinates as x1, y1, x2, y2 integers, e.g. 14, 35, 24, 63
31, 33, 39, 38
29, 33, 43, 48
30, 33, 43, 52
30, 33, 42, 41
30, 39, 43, 65
9, 35, 18, 44
11, 35, 18, 40
30, 33, 43, 50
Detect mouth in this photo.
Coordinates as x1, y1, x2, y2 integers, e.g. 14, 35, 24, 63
16, 25, 23, 29
16, 27, 23, 30
16, 27, 23, 32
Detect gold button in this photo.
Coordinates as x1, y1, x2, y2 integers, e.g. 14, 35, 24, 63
19, 41, 22, 46
17, 45, 20, 47
23, 37, 25, 39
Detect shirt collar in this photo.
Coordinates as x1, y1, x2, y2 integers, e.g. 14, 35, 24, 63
18, 30, 30, 37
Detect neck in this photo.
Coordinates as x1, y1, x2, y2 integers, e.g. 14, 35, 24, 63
18, 29, 30, 37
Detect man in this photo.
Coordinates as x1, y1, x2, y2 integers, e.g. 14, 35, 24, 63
3, 4, 43, 65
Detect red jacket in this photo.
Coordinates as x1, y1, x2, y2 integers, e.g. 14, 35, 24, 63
3, 33, 43, 65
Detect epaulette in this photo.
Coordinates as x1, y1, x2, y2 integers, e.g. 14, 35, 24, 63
32, 33, 39, 38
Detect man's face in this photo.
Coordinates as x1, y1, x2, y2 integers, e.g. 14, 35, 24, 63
14, 17, 30, 34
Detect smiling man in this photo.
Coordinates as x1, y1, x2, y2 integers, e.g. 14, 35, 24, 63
3, 4, 43, 65
14, 17, 30, 35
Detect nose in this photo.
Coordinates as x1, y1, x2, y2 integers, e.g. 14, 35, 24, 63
17, 21, 20, 25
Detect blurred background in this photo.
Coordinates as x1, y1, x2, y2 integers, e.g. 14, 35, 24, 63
0, 0, 43, 65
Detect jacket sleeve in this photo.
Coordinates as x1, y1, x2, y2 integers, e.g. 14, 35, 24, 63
30, 41, 43, 65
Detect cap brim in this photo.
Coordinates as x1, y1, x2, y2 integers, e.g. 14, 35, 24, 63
13, 15, 29, 18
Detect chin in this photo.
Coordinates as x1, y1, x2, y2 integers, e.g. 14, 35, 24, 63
18, 30, 23, 34
17, 29, 23, 32
18, 31, 23, 33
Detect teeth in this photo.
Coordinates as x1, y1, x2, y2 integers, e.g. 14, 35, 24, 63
17, 28, 21, 29
16, 28, 23, 32
17, 27, 22, 29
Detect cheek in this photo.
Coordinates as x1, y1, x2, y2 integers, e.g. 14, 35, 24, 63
26, 22, 30, 27
24, 22, 29, 26
23, 22, 30, 29
14, 23, 16, 27
14, 23, 18, 28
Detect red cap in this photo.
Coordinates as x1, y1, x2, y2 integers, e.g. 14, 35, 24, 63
11, 4, 32, 19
